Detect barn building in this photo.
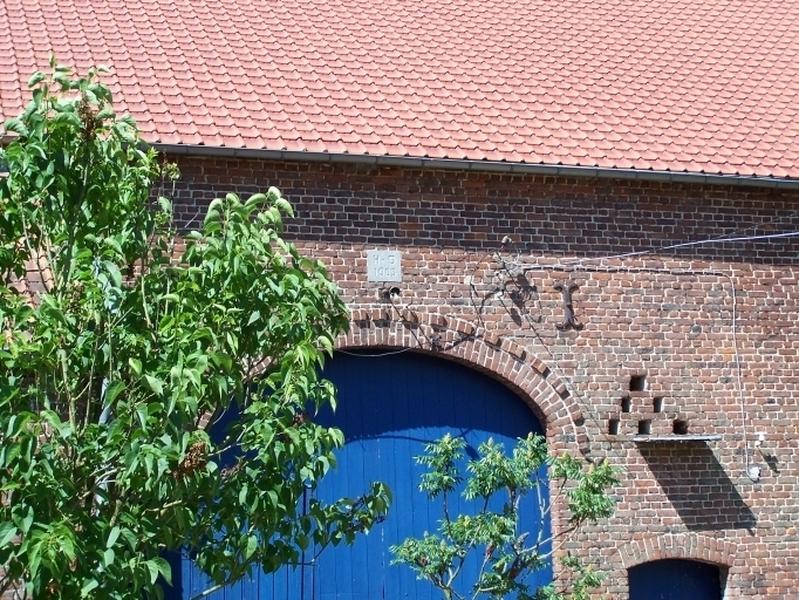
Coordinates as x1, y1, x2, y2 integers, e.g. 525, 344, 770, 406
2, 1, 798, 598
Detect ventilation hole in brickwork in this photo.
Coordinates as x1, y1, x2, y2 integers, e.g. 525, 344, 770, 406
621, 396, 632, 413
629, 375, 647, 392
608, 418, 620, 435
653, 397, 664, 413
673, 419, 689, 435
638, 419, 652, 435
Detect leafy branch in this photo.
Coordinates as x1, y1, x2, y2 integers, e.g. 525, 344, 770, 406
0, 61, 390, 599
391, 434, 618, 600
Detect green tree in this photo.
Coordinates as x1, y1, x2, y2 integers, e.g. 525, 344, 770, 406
0, 61, 389, 599
391, 434, 618, 600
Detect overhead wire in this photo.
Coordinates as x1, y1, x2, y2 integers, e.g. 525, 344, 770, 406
557, 230, 799, 265
337, 347, 415, 358
341, 224, 798, 478
504, 227, 799, 479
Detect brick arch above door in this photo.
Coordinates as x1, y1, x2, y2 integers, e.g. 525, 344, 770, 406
339, 307, 588, 453
618, 532, 737, 570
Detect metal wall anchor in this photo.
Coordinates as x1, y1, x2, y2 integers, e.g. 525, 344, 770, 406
554, 282, 584, 331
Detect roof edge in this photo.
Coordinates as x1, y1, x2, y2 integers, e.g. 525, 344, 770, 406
154, 144, 799, 190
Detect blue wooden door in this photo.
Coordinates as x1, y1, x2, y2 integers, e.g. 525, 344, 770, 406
168, 350, 551, 599
628, 559, 723, 600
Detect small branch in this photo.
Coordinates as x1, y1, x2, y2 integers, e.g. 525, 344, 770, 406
538, 523, 580, 561
190, 583, 225, 600
144, 499, 185, 516
470, 551, 493, 600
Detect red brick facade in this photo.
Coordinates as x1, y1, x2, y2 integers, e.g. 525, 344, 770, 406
171, 155, 799, 598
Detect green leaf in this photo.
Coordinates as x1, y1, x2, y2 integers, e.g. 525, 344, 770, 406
102, 547, 114, 567
275, 197, 294, 217
129, 358, 143, 376
27, 71, 46, 87
106, 526, 120, 548
104, 381, 125, 406
80, 579, 99, 597
15, 507, 33, 535
144, 375, 164, 396
103, 260, 122, 288
245, 535, 258, 559
145, 557, 171, 585
0, 522, 17, 546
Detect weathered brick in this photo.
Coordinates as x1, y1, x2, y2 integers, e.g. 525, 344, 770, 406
166, 155, 799, 599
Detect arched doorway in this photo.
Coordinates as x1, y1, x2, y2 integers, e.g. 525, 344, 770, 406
170, 350, 551, 599
628, 559, 725, 600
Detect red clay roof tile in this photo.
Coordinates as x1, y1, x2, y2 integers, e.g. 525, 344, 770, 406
1, 0, 798, 178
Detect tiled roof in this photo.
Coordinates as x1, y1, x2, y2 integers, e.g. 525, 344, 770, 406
2, 0, 799, 178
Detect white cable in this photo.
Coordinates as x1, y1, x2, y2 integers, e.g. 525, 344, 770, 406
337, 347, 414, 358
559, 230, 799, 265
500, 228, 799, 478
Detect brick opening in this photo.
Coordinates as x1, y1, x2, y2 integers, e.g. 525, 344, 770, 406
621, 396, 632, 413
653, 397, 664, 413
609, 418, 620, 435
629, 375, 647, 392
673, 419, 689, 435
638, 419, 652, 435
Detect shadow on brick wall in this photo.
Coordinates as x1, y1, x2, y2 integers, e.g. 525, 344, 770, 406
640, 442, 757, 532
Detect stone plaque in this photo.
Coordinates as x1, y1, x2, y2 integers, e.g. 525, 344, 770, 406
367, 250, 402, 282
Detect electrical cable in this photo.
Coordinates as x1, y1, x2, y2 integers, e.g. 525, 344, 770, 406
499, 227, 799, 479
337, 347, 415, 358
351, 226, 797, 476
559, 230, 799, 265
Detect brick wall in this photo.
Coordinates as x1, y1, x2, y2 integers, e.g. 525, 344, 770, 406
170, 155, 799, 598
